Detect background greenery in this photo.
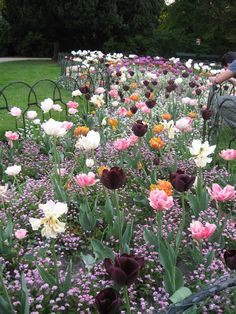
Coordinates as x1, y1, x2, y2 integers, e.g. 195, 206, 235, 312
0, 0, 235, 58
0, 61, 71, 136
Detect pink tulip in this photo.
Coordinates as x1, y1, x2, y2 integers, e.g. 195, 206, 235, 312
219, 149, 236, 160
114, 138, 130, 151
75, 172, 97, 188
10, 107, 22, 117
95, 87, 105, 94
68, 108, 78, 115
62, 121, 73, 130
67, 101, 79, 109
15, 229, 27, 240
208, 183, 235, 202
176, 117, 193, 132
124, 97, 131, 104
128, 134, 139, 145
118, 107, 127, 116
5, 131, 19, 141
108, 89, 119, 98
136, 102, 145, 109
141, 106, 151, 114
148, 189, 174, 211
189, 221, 216, 240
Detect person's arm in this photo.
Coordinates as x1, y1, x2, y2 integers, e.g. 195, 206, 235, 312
228, 77, 236, 87
209, 69, 234, 84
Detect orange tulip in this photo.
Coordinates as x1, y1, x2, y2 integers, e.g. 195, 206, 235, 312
129, 93, 140, 102
188, 111, 197, 119
149, 137, 165, 150
98, 165, 110, 177
74, 126, 90, 136
162, 113, 172, 120
108, 118, 118, 131
152, 124, 164, 134
130, 82, 138, 89
126, 110, 133, 118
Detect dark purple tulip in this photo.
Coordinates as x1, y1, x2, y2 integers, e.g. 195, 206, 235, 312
145, 100, 156, 109
224, 250, 236, 270
195, 88, 202, 95
153, 157, 160, 166
143, 80, 149, 86
130, 105, 138, 114
80, 86, 90, 94
95, 287, 121, 314
201, 108, 213, 120
151, 80, 158, 85
145, 92, 151, 99
132, 120, 148, 137
100, 167, 126, 190
182, 72, 189, 78
129, 70, 135, 76
104, 254, 145, 286
163, 69, 168, 75
123, 85, 129, 91
189, 81, 196, 88
170, 169, 195, 192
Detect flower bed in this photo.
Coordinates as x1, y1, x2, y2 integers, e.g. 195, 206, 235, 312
0, 52, 236, 314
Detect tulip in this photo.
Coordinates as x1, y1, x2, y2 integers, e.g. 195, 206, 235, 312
5, 165, 21, 176
104, 254, 144, 286
224, 250, 236, 270
114, 139, 130, 151
10, 106, 22, 117
95, 287, 122, 314
100, 167, 126, 190
170, 169, 195, 192
208, 183, 235, 202
132, 120, 148, 137
219, 149, 236, 160
29, 200, 68, 238
149, 189, 174, 211
74, 172, 97, 188
15, 229, 27, 240
145, 100, 156, 109
189, 221, 216, 240
201, 108, 213, 120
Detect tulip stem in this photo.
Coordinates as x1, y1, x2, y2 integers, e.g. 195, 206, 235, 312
124, 286, 131, 314
51, 241, 60, 289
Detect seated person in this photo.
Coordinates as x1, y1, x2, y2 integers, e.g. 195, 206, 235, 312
209, 51, 236, 86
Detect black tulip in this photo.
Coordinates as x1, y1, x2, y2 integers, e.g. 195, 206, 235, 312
170, 169, 195, 192
132, 120, 148, 137
100, 167, 126, 190
224, 250, 236, 270
201, 108, 213, 120
104, 254, 144, 286
130, 105, 138, 114
95, 287, 122, 314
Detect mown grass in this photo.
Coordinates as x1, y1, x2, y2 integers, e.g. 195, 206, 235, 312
0, 61, 72, 136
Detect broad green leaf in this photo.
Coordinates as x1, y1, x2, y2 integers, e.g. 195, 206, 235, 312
36, 265, 57, 286
80, 253, 96, 270
90, 239, 115, 261
62, 259, 72, 293
174, 267, 184, 290
143, 228, 158, 250
169, 286, 192, 304
0, 297, 14, 314
20, 273, 29, 314
104, 195, 114, 225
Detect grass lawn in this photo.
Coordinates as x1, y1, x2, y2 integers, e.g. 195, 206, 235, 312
0, 61, 72, 136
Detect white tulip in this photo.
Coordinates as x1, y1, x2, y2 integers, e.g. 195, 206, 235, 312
27, 110, 37, 120
5, 165, 21, 176
41, 119, 67, 137
41, 98, 54, 113
75, 130, 100, 151
29, 200, 68, 238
